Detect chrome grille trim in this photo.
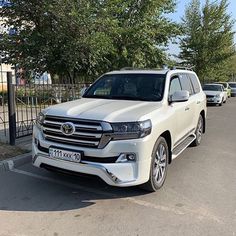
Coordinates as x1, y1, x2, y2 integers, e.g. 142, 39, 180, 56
44, 134, 99, 145
43, 127, 102, 138
44, 120, 102, 131
42, 116, 110, 148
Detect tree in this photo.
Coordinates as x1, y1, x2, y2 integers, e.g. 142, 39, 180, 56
0, 0, 180, 83
179, 0, 235, 82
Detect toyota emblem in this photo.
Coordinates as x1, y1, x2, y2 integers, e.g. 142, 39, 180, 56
61, 122, 75, 136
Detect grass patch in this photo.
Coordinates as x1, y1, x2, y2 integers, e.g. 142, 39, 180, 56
0, 142, 28, 161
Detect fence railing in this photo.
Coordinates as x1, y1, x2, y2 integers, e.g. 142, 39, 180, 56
0, 71, 89, 144
14, 83, 87, 139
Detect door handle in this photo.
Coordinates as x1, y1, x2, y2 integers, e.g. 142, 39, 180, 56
185, 107, 190, 111
197, 101, 201, 104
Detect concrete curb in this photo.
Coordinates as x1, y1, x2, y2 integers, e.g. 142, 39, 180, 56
0, 152, 32, 173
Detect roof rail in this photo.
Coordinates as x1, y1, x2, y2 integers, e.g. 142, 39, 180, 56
170, 65, 195, 71
120, 67, 168, 71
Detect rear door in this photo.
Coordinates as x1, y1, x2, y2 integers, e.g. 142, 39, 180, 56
179, 73, 196, 134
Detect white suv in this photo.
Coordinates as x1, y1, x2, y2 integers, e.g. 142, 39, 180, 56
32, 69, 207, 191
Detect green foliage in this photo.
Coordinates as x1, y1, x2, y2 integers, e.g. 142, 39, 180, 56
0, 0, 180, 83
179, 0, 235, 82
228, 53, 236, 79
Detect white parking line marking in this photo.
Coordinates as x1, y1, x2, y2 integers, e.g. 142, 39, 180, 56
11, 168, 222, 223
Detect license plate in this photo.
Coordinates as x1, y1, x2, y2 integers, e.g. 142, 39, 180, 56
49, 148, 82, 163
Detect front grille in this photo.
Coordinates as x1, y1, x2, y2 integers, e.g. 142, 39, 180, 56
206, 95, 214, 98
42, 116, 104, 148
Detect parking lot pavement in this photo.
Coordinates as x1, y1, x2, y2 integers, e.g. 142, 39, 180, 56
0, 99, 236, 236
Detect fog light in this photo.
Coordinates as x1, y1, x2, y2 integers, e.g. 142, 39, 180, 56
127, 153, 136, 161
116, 153, 136, 163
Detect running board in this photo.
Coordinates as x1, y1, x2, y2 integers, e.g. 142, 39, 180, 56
172, 134, 196, 160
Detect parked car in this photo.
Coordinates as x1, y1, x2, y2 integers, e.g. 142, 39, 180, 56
203, 84, 227, 106
33, 68, 207, 192
214, 82, 231, 97
228, 82, 236, 97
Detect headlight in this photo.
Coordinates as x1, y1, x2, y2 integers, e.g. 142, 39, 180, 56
110, 120, 152, 140
215, 94, 220, 98
36, 112, 45, 128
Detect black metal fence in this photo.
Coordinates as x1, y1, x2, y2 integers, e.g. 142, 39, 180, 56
0, 70, 89, 144
0, 70, 9, 142
14, 82, 85, 139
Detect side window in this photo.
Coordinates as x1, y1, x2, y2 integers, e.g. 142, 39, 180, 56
169, 76, 181, 96
179, 74, 194, 95
189, 74, 201, 94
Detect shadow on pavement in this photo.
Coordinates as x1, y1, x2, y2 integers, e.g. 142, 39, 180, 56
0, 164, 150, 212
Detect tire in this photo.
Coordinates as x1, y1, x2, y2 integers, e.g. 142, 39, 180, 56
219, 99, 223, 106
191, 115, 203, 147
140, 137, 169, 192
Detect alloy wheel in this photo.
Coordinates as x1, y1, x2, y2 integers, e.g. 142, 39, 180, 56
153, 143, 167, 185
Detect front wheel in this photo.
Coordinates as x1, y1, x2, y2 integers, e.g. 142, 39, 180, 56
140, 137, 169, 192
219, 98, 223, 106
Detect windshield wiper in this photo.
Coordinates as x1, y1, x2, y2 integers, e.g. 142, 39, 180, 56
109, 95, 140, 100
110, 95, 159, 101
84, 95, 160, 101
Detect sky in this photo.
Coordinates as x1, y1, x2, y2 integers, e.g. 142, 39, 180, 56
167, 0, 236, 56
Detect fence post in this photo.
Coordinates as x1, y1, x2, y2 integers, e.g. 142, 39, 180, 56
7, 72, 16, 145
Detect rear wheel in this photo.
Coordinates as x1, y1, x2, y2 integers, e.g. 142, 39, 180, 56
140, 137, 169, 192
191, 115, 203, 147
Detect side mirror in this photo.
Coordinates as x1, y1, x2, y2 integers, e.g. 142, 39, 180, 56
169, 90, 190, 103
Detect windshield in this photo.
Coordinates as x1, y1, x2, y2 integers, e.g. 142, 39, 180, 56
215, 82, 226, 88
229, 83, 236, 88
203, 84, 222, 91
83, 74, 166, 101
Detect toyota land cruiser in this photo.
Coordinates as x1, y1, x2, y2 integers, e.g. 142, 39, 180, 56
32, 69, 206, 191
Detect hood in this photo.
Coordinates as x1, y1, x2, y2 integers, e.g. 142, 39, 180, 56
203, 90, 222, 96
44, 98, 162, 122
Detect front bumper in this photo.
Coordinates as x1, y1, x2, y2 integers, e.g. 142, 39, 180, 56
231, 90, 236, 97
207, 97, 222, 104
32, 126, 152, 187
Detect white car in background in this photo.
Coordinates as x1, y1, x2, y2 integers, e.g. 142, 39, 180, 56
203, 84, 227, 106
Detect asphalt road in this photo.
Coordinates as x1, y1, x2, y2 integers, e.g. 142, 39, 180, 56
0, 99, 236, 236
